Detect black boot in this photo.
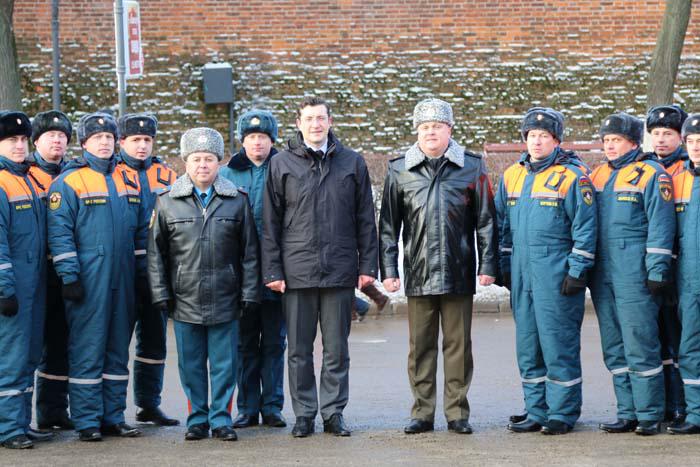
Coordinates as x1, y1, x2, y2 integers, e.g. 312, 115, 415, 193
599, 419, 638, 433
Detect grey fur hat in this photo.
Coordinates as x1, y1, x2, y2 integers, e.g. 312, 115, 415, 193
413, 98, 454, 128
77, 112, 118, 144
599, 112, 644, 145
180, 127, 225, 161
521, 107, 565, 142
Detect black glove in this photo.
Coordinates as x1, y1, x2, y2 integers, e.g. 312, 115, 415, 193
241, 301, 259, 317
62, 280, 85, 302
560, 274, 587, 296
0, 295, 18, 317
647, 280, 670, 296
153, 300, 170, 314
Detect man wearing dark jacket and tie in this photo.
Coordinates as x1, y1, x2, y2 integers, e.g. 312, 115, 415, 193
263, 96, 378, 438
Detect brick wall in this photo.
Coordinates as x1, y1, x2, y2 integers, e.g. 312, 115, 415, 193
13, 0, 700, 64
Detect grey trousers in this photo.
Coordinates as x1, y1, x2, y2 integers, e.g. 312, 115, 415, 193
283, 287, 353, 420
407, 294, 474, 422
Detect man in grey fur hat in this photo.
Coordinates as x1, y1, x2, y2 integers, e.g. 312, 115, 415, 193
379, 98, 498, 435
148, 127, 261, 442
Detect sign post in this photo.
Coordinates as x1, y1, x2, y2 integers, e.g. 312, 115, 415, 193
114, 0, 143, 117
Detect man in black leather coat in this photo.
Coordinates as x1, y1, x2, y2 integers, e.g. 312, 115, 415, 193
379, 98, 498, 435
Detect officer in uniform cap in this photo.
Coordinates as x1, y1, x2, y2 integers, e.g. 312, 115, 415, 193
29, 110, 75, 431
116, 113, 178, 427
647, 104, 689, 424
0, 111, 51, 449
591, 112, 675, 435
668, 114, 700, 434
220, 109, 288, 429
496, 107, 597, 435
47, 112, 149, 441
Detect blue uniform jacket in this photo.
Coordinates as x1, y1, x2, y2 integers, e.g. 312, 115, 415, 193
495, 147, 597, 281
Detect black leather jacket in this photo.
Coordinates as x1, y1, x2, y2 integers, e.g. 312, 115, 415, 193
262, 130, 378, 289
148, 174, 261, 325
379, 140, 498, 296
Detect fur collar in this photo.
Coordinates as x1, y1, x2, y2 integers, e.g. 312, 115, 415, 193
169, 174, 239, 199
405, 138, 465, 170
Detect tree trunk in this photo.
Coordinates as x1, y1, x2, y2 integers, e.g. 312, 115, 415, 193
646, 0, 692, 108
0, 0, 21, 110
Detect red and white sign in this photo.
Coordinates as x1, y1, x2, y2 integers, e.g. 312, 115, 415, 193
115, 1, 144, 79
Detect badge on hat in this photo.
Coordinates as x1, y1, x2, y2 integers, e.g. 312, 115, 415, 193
198, 135, 207, 143
49, 192, 62, 211
537, 114, 544, 121
251, 117, 260, 126
659, 112, 665, 119
98, 118, 105, 125
139, 120, 145, 127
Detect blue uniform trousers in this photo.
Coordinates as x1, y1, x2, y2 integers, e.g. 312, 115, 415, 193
512, 247, 585, 427
36, 268, 70, 424
236, 300, 286, 417
0, 274, 46, 441
678, 292, 700, 426
66, 270, 136, 431
173, 319, 239, 429
133, 298, 168, 409
591, 242, 665, 422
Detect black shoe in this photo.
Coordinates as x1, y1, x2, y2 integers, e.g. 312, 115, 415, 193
509, 412, 528, 424
667, 421, 700, 435
2, 435, 33, 449
232, 413, 259, 428
263, 413, 287, 428
541, 420, 572, 435
404, 419, 434, 434
212, 426, 238, 441
635, 421, 660, 436
38, 413, 74, 430
599, 419, 638, 433
291, 417, 315, 438
507, 419, 542, 433
185, 423, 209, 441
323, 414, 351, 437
136, 407, 180, 426
447, 419, 473, 434
101, 422, 141, 438
26, 428, 55, 442
78, 427, 103, 442
664, 410, 686, 423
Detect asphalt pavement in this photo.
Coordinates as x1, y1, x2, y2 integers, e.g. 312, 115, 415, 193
5, 310, 700, 466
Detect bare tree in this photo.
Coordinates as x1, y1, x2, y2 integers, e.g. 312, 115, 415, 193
0, 0, 21, 109
646, 0, 693, 108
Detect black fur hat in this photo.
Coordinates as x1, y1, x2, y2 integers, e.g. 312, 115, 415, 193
521, 107, 565, 142
77, 112, 118, 144
646, 105, 688, 134
31, 110, 72, 144
0, 111, 32, 142
682, 113, 700, 139
599, 112, 644, 145
118, 113, 157, 139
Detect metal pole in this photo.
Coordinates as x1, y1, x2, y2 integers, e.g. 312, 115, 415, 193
229, 103, 235, 156
114, 0, 127, 116
51, 0, 60, 110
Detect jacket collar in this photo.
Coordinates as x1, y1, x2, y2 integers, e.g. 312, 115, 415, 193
287, 130, 341, 159
405, 138, 465, 171
169, 173, 239, 199
227, 147, 277, 171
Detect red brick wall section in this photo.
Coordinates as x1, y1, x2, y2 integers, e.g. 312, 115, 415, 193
12, 0, 700, 62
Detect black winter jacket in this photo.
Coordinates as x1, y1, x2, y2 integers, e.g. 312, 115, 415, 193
262, 130, 378, 289
148, 174, 261, 325
379, 140, 498, 296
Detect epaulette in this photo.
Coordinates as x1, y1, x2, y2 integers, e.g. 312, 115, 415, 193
389, 156, 405, 163
464, 150, 482, 159
237, 187, 249, 196
157, 186, 171, 196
